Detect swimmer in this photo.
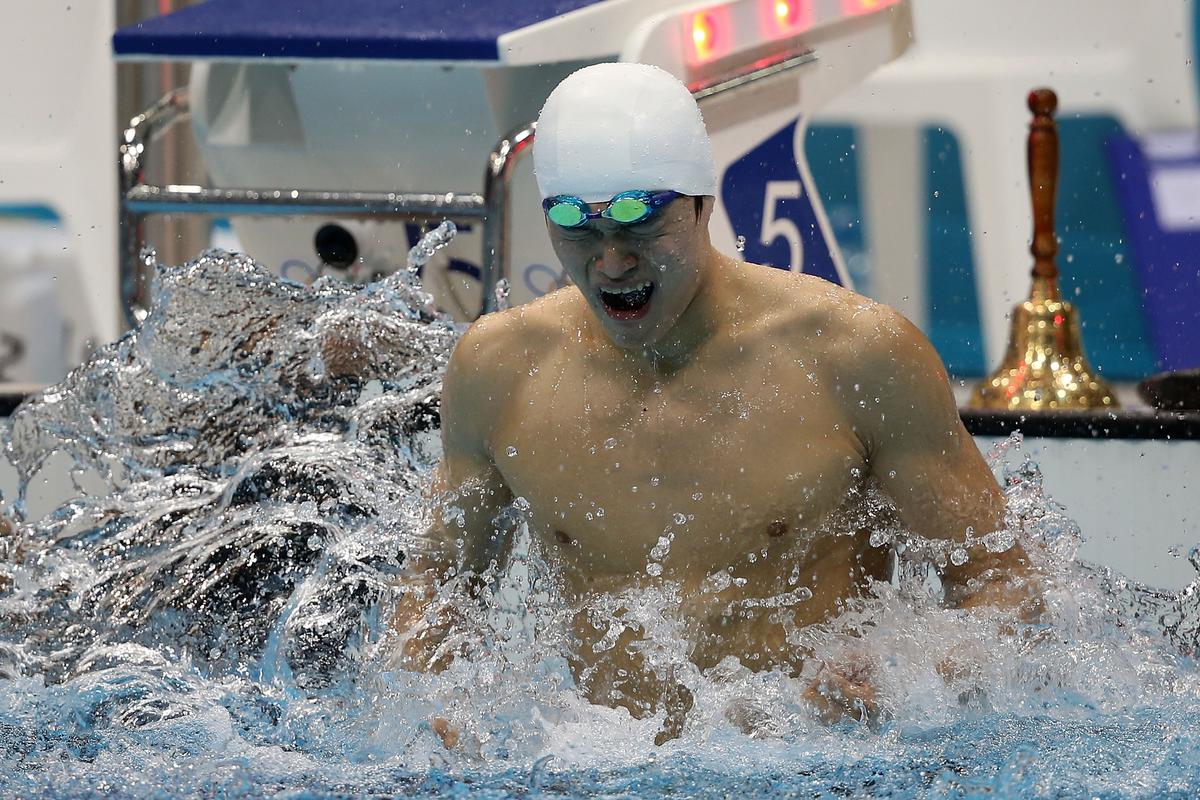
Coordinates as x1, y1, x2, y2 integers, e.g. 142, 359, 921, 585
395, 63, 1041, 741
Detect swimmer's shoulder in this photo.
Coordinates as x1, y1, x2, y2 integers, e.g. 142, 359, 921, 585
449, 286, 585, 375
443, 294, 578, 448
772, 273, 932, 369
806, 281, 956, 423
738, 263, 938, 373
735, 263, 887, 341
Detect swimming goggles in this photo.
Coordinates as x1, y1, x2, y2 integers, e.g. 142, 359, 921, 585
542, 190, 682, 228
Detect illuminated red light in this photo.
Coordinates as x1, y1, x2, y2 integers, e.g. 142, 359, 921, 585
775, 0, 800, 26
692, 12, 718, 60
763, 0, 809, 34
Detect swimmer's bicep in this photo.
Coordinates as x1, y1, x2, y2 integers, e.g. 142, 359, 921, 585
438, 317, 518, 473
851, 319, 1041, 608
439, 329, 491, 462
432, 432, 513, 556
871, 430, 1004, 543
855, 312, 1004, 541
425, 458, 513, 577
430, 322, 516, 551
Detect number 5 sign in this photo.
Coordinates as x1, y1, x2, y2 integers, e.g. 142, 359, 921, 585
760, 180, 805, 273
719, 117, 850, 287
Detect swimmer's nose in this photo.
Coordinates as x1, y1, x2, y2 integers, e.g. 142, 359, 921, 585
595, 242, 637, 279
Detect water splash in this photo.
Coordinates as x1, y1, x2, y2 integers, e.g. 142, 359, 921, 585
405, 220, 457, 277
493, 277, 512, 313
1, 234, 1200, 797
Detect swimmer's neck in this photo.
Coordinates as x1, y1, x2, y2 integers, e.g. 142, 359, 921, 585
629, 247, 735, 371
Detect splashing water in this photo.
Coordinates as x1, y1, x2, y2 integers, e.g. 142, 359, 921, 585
493, 278, 512, 313
1, 232, 1200, 798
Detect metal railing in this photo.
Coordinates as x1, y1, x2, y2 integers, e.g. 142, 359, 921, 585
117, 87, 530, 327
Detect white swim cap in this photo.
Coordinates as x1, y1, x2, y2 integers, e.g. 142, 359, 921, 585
533, 62, 718, 203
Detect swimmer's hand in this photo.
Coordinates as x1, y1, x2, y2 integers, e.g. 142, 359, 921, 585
392, 568, 492, 673
391, 584, 473, 674
431, 716, 460, 750
393, 605, 471, 675
570, 615, 695, 745
803, 658, 879, 725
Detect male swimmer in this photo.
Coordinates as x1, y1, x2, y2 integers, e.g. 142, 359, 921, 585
394, 63, 1040, 741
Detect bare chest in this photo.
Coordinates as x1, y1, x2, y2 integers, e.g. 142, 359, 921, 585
491, 355, 868, 582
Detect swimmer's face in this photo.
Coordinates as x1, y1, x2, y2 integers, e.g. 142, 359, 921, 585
545, 196, 714, 349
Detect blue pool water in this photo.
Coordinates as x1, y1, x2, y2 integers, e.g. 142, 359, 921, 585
1, 229, 1199, 798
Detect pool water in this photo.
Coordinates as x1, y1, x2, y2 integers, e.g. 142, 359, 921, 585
1, 227, 1199, 799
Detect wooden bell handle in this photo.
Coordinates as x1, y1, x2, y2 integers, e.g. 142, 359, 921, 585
1027, 88, 1059, 280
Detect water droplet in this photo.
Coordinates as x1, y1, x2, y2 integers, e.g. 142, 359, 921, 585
1188, 546, 1200, 572
673, 512, 687, 525
493, 277, 511, 311
505, 446, 518, 457
604, 437, 618, 450
950, 547, 969, 566
982, 530, 1016, 553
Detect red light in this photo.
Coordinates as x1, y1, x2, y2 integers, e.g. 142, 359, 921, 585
774, 0, 800, 26
762, 0, 809, 34
692, 12, 718, 60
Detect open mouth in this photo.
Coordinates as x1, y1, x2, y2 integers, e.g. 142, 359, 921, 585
598, 281, 655, 320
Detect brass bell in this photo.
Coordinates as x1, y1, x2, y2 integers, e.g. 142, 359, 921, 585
969, 88, 1119, 410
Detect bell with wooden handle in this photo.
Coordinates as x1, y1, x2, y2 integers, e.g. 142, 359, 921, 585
969, 88, 1119, 410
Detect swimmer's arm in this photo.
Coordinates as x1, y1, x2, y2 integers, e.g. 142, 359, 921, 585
848, 309, 1041, 618
394, 320, 515, 670
425, 318, 517, 571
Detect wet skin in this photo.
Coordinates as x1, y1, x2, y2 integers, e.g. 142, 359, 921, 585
398, 197, 1038, 733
